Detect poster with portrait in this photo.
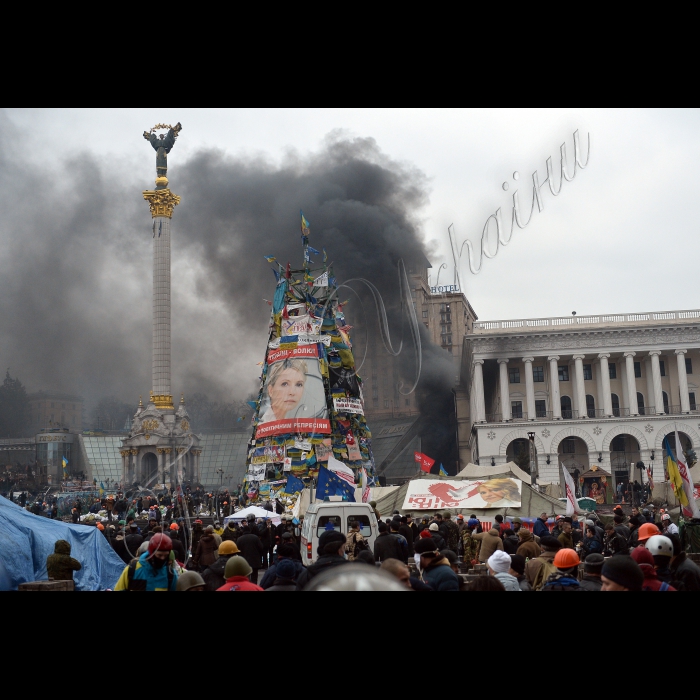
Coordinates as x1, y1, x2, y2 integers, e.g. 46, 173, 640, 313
255, 345, 330, 439
402, 478, 522, 510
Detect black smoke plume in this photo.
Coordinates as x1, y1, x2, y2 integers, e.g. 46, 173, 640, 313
0, 118, 457, 468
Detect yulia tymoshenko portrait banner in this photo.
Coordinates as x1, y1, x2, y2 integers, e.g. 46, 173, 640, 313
402, 478, 522, 510
255, 345, 330, 439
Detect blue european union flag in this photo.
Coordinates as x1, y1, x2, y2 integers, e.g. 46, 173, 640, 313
307, 245, 321, 256
285, 474, 305, 494
316, 465, 356, 502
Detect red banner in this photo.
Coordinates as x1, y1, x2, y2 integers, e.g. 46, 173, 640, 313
414, 451, 435, 473
267, 345, 318, 365
256, 417, 331, 438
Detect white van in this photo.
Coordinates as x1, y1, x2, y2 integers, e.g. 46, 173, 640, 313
300, 501, 378, 566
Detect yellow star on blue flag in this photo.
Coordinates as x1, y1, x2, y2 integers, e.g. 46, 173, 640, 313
316, 465, 356, 502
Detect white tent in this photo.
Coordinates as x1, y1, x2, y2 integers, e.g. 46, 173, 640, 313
224, 505, 281, 526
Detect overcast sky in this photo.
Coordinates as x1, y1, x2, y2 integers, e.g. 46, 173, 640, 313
2, 108, 698, 408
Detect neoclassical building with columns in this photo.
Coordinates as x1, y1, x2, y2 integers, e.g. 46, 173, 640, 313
458, 309, 700, 496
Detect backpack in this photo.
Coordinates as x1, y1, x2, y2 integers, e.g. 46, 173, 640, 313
127, 558, 174, 591
532, 557, 558, 591
352, 533, 370, 557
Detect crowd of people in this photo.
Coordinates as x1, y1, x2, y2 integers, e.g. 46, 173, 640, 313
38, 494, 700, 590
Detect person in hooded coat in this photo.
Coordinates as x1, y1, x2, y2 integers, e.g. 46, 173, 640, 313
192, 526, 219, 571
473, 528, 504, 563
46, 540, 81, 582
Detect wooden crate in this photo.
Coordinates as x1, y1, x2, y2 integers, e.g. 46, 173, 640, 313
18, 580, 75, 591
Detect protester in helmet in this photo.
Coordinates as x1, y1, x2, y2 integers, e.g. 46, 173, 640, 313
661, 513, 679, 536
114, 533, 178, 591
645, 534, 674, 583
176, 571, 206, 591
201, 540, 241, 591
216, 555, 264, 591
542, 548, 581, 591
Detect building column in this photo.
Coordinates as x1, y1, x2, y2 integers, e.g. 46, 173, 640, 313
548, 355, 562, 419
649, 351, 665, 414
644, 357, 655, 415
598, 354, 613, 417
676, 349, 691, 413
573, 354, 587, 418
624, 352, 639, 416
498, 359, 511, 421
473, 360, 486, 423
523, 356, 536, 420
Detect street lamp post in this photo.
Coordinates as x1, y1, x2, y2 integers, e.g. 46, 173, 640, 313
527, 432, 538, 490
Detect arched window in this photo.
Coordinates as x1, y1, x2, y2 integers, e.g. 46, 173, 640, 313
611, 393, 620, 417
637, 392, 645, 415
663, 391, 669, 414
586, 394, 596, 418
561, 395, 573, 419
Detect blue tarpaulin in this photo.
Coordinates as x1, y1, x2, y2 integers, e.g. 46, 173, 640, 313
0, 495, 125, 590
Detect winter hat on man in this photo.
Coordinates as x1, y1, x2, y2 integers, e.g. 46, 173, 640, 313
419, 529, 433, 539
488, 550, 512, 574
584, 553, 604, 574
429, 523, 439, 532
275, 558, 297, 581
318, 530, 346, 556
414, 538, 440, 556
509, 554, 526, 576
601, 556, 644, 591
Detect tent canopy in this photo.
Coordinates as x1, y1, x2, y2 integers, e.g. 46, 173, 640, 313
224, 505, 281, 526
0, 495, 125, 591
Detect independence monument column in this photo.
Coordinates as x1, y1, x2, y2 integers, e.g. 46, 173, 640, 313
142, 123, 182, 409
120, 123, 201, 490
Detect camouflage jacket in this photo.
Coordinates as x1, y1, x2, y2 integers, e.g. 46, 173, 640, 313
47, 540, 82, 581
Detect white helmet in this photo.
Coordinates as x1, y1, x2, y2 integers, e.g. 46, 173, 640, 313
661, 513, 671, 521
645, 534, 673, 558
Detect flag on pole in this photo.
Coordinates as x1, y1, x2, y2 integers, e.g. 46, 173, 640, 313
99, 481, 104, 497
646, 466, 654, 492
414, 451, 435, 473
328, 455, 356, 486
316, 465, 356, 501
670, 430, 700, 518
560, 462, 579, 516
360, 466, 370, 503
439, 464, 448, 476
664, 434, 688, 510
301, 211, 310, 235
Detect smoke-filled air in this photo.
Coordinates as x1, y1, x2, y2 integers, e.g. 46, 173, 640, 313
0, 118, 456, 465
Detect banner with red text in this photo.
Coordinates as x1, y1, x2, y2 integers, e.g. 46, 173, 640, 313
402, 477, 522, 510
256, 345, 330, 438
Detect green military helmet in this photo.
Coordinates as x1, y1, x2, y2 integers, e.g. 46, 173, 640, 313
225, 555, 252, 578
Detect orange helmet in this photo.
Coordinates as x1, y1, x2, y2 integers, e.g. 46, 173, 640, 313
96, 522, 104, 531
638, 522, 660, 542
169, 523, 179, 531
553, 549, 580, 569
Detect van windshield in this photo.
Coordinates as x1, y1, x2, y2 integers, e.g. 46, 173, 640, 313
348, 515, 371, 537
317, 515, 341, 537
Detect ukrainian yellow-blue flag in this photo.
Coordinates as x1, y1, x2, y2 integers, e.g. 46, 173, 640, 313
439, 464, 448, 476
62, 456, 68, 478
301, 211, 310, 235
663, 436, 688, 506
